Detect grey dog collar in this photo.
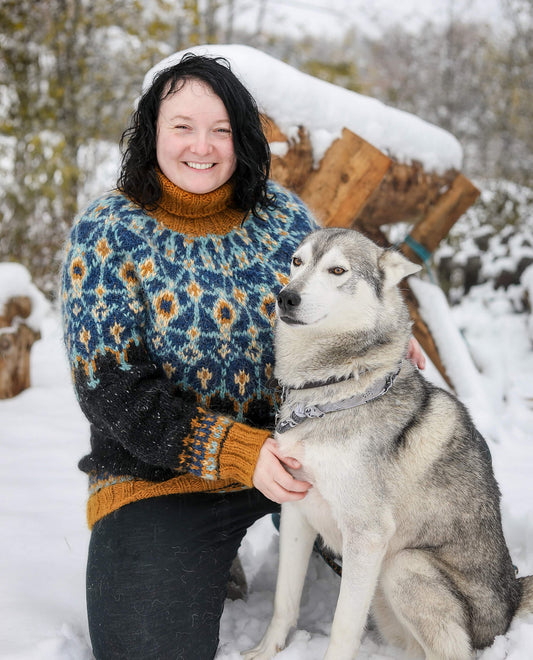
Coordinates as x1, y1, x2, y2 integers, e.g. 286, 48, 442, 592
275, 364, 401, 434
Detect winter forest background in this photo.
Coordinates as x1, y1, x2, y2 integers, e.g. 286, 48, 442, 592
1, 0, 533, 301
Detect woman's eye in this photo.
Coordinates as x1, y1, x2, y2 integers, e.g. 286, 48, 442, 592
292, 256, 302, 267
329, 267, 346, 275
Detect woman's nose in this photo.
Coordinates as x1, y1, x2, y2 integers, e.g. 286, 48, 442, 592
189, 132, 212, 155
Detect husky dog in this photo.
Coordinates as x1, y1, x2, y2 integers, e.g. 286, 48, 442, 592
244, 228, 533, 660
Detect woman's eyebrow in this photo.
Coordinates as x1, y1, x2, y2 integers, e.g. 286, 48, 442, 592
167, 113, 192, 122
167, 113, 231, 124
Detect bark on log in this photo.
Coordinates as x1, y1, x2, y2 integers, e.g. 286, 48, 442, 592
0, 296, 40, 399
299, 128, 391, 228
265, 121, 314, 195
355, 161, 457, 229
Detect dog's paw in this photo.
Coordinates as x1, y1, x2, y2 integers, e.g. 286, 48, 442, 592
241, 640, 283, 659
242, 617, 292, 659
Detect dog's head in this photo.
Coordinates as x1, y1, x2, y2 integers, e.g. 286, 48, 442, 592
276, 228, 421, 333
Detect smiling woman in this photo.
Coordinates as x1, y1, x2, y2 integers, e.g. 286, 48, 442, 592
156, 79, 237, 194
60, 52, 317, 660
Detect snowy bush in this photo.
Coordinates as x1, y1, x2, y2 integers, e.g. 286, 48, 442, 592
435, 179, 533, 312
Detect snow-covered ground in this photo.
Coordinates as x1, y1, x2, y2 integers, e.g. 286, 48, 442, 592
1, 262, 533, 659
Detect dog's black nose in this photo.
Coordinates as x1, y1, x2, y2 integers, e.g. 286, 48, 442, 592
277, 289, 301, 313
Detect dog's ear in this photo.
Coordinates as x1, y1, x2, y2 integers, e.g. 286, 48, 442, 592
379, 249, 421, 287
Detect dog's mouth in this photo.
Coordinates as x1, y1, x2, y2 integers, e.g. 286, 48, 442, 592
278, 313, 328, 326
279, 315, 306, 325
276, 300, 328, 326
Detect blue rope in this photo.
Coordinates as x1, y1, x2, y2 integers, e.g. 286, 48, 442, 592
402, 234, 435, 283
403, 234, 432, 262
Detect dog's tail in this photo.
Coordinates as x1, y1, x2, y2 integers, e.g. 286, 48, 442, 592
517, 575, 533, 616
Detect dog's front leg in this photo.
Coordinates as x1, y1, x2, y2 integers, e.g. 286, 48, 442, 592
324, 530, 389, 660
242, 502, 316, 660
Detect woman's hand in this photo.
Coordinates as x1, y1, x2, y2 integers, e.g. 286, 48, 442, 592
253, 437, 312, 504
407, 336, 426, 370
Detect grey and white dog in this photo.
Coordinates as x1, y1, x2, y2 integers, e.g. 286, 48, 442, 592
244, 228, 533, 660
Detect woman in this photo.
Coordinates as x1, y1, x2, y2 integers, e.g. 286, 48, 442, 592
62, 52, 424, 659
61, 53, 314, 660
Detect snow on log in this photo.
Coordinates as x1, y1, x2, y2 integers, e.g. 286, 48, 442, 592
0, 297, 40, 399
0, 263, 49, 399
265, 121, 392, 228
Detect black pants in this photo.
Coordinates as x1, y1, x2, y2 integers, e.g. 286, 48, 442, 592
86, 490, 278, 660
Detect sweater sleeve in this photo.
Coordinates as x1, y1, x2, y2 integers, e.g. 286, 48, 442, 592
61, 206, 269, 487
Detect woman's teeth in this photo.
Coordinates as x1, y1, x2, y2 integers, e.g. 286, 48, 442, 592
186, 162, 214, 170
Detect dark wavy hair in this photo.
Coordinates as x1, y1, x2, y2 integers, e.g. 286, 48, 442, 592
117, 53, 274, 216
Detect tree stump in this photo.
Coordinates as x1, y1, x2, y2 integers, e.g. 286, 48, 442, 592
0, 296, 40, 399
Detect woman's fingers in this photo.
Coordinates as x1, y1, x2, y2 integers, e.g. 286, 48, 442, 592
407, 336, 426, 370
253, 437, 311, 503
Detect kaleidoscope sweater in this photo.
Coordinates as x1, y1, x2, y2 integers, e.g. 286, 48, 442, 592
61, 175, 316, 528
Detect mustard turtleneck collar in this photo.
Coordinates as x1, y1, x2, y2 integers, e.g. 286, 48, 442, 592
149, 171, 247, 236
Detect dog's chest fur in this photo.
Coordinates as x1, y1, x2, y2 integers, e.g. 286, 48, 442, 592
276, 410, 393, 556
275, 380, 464, 559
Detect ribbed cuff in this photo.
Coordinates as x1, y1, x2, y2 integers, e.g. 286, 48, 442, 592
219, 423, 271, 487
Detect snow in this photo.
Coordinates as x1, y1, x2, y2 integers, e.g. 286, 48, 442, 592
409, 277, 497, 440
0, 313, 92, 659
2, 261, 533, 659
144, 44, 463, 173
0, 263, 51, 333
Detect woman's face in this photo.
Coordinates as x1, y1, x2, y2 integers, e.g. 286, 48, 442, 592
156, 78, 237, 194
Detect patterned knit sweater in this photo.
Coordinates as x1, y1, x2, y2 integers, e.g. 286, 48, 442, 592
61, 175, 315, 528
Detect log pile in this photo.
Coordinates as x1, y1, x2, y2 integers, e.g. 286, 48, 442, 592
265, 118, 480, 388
0, 296, 40, 399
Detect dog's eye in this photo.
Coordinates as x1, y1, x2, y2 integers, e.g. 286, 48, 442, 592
292, 257, 302, 267
329, 267, 346, 276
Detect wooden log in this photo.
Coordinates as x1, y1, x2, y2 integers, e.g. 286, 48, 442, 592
265, 119, 391, 227
267, 124, 314, 195
299, 128, 391, 228
399, 173, 480, 265
0, 296, 40, 399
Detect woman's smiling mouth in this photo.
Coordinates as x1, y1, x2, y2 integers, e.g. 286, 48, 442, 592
186, 162, 215, 170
